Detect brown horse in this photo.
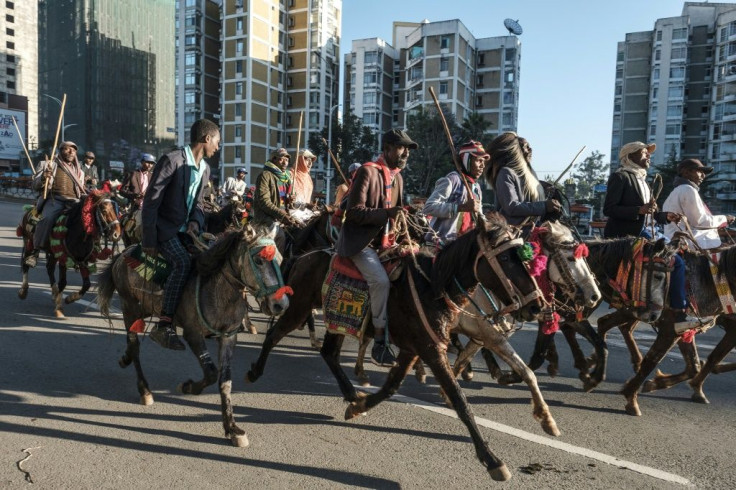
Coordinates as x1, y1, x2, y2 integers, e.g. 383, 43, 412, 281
97, 227, 291, 447
246, 218, 543, 481
17, 190, 121, 317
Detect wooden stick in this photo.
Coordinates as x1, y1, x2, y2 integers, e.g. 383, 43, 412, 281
321, 137, 348, 184
44, 93, 67, 199
295, 111, 303, 161
552, 145, 586, 186
11, 116, 35, 174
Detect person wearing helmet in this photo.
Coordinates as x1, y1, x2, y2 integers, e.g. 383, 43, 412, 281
423, 140, 489, 246
120, 152, 157, 243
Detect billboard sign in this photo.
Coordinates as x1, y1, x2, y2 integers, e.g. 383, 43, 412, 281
0, 109, 26, 160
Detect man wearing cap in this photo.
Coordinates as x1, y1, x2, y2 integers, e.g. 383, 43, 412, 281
142, 118, 218, 350
82, 151, 99, 191
221, 167, 248, 203
251, 147, 302, 245
334, 162, 362, 206
26, 141, 86, 267
120, 153, 156, 243
336, 128, 416, 367
663, 158, 734, 248
603, 141, 679, 238
423, 140, 489, 245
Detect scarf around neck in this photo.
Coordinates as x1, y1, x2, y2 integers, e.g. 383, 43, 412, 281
618, 159, 648, 179
673, 175, 699, 191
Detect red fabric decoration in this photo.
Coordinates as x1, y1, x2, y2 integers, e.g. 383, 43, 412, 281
16, 225, 23, 237
527, 227, 559, 334
541, 311, 561, 335
573, 243, 589, 259
81, 191, 104, 236
130, 319, 146, 333
258, 245, 276, 261
680, 329, 696, 343
94, 247, 113, 261
273, 286, 294, 301
528, 253, 548, 278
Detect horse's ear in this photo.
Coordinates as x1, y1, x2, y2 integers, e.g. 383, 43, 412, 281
653, 237, 666, 254
243, 224, 257, 242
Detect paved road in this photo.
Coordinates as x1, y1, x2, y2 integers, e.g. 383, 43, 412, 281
1, 199, 735, 489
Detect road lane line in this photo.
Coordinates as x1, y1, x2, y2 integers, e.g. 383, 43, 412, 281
353, 384, 693, 487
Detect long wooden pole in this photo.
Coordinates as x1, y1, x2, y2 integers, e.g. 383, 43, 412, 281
295, 111, 303, 161
11, 116, 35, 174
321, 137, 348, 184
552, 145, 587, 186
44, 93, 67, 199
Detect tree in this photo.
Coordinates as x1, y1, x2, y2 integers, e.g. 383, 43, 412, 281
652, 148, 719, 206
571, 151, 609, 203
459, 111, 493, 147
403, 105, 459, 197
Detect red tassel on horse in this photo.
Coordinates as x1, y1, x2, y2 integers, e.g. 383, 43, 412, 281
258, 245, 276, 261
273, 286, 293, 301
130, 318, 146, 333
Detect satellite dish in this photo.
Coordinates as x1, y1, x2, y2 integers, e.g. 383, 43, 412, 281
504, 18, 523, 36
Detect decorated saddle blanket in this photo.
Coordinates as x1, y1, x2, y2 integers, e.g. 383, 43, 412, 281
321, 255, 403, 338
707, 252, 736, 314
124, 244, 172, 286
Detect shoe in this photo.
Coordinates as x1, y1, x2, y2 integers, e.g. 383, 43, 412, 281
673, 312, 715, 335
371, 342, 397, 367
24, 251, 38, 268
149, 321, 186, 351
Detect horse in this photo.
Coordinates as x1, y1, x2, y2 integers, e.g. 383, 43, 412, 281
445, 219, 601, 417
602, 244, 736, 416
96, 226, 292, 447
246, 217, 544, 481
204, 199, 248, 236
17, 190, 122, 318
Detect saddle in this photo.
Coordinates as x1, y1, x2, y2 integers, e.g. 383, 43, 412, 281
123, 244, 172, 286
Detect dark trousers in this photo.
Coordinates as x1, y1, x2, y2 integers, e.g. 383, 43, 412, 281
158, 234, 191, 318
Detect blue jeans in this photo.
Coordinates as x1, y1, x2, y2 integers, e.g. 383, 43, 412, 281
639, 228, 687, 309
350, 247, 389, 331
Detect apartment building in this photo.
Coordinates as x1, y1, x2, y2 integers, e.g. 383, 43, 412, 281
176, 0, 222, 172
39, 0, 175, 169
0, 0, 37, 171
220, 0, 341, 191
611, 2, 736, 213
344, 19, 521, 147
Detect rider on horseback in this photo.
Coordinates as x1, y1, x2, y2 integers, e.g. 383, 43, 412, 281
120, 153, 156, 243
336, 129, 416, 367
142, 119, 219, 350
26, 141, 86, 268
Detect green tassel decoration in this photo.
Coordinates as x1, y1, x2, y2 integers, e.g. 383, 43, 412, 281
517, 243, 535, 262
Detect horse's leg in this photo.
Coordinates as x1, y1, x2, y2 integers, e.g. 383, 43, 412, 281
18, 236, 30, 299
593, 310, 631, 368
689, 323, 736, 403
178, 329, 218, 396
46, 256, 65, 318
450, 333, 473, 381
320, 332, 359, 402
439, 340, 482, 407
711, 362, 736, 374
619, 320, 643, 373
561, 321, 589, 379
642, 337, 701, 393
620, 315, 678, 416
489, 337, 560, 436
307, 313, 322, 350
65, 268, 91, 304
354, 334, 371, 387
119, 307, 153, 405
371, 348, 510, 482
216, 335, 248, 447
480, 348, 503, 380
544, 335, 559, 377
527, 325, 555, 373
346, 349, 417, 418
574, 320, 609, 391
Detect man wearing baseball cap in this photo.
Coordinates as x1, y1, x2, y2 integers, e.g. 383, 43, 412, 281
221, 166, 248, 203
336, 128, 418, 367
82, 151, 99, 191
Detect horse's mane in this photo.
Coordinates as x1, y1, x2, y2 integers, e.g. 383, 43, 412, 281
716, 244, 736, 280
537, 220, 573, 249
585, 237, 636, 264
195, 230, 244, 277
430, 215, 507, 296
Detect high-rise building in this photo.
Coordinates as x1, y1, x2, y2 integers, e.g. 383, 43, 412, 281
344, 19, 521, 146
175, 0, 222, 172
0, 0, 38, 171
39, 0, 176, 173
220, 0, 341, 196
611, 2, 736, 213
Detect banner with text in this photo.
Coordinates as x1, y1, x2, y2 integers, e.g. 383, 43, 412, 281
0, 109, 26, 160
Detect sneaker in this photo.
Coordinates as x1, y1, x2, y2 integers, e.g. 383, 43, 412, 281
673, 312, 715, 335
371, 342, 397, 368
149, 321, 186, 351
24, 251, 38, 268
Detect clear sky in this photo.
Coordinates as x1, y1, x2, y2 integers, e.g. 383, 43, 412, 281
341, 0, 703, 180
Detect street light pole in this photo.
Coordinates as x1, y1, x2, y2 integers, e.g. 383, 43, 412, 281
326, 103, 340, 204
43, 94, 65, 142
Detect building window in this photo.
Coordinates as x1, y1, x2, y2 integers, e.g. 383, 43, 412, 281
6, 1, 14, 9
503, 91, 514, 104
672, 28, 687, 40
288, 37, 294, 47
440, 57, 448, 72
7, 67, 15, 76
653, 68, 660, 80
235, 104, 242, 117
476, 96, 483, 107
235, 82, 243, 95
478, 53, 485, 66
439, 81, 448, 95
236, 18, 243, 31
671, 46, 686, 59
670, 66, 685, 79
7, 80, 15, 89
185, 52, 197, 66
654, 49, 660, 61
363, 92, 377, 105
235, 147, 242, 158
185, 92, 196, 104
185, 34, 197, 46
667, 104, 682, 118
364, 51, 378, 64
476, 74, 484, 87
6, 28, 14, 36
235, 126, 242, 138
502, 112, 513, 126
666, 123, 680, 136
650, 124, 656, 136
6, 14, 14, 23
236, 60, 243, 74
363, 72, 378, 86
617, 50, 624, 62
6, 54, 15, 62
185, 72, 196, 85
656, 30, 662, 42
440, 36, 450, 50
669, 85, 684, 98
362, 112, 378, 125
6, 41, 14, 50
236, 40, 243, 53
504, 71, 515, 84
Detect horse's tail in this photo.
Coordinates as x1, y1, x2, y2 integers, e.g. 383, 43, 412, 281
97, 254, 119, 317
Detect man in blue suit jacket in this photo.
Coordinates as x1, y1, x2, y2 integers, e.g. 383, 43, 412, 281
142, 119, 220, 350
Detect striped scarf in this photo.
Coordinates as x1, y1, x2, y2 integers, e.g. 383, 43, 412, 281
264, 161, 292, 207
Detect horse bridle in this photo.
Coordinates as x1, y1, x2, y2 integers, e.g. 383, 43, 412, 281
474, 229, 543, 314
95, 198, 120, 239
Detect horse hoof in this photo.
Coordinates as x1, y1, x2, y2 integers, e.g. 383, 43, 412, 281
55, 310, 66, 319
140, 394, 154, 406
461, 370, 474, 382
345, 403, 361, 420
691, 393, 709, 404
230, 434, 249, 448
624, 402, 641, 416
547, 364, 558, 378
542, 418, 561, 437
357, 375, 371, 388
489, 464, 512, 482
17, 288, 28, 300
582, 379, 598, 393
118, 357, 131, 369
244, 371, 257, 384
415, 373, 427, 384
641, 380, 656, 393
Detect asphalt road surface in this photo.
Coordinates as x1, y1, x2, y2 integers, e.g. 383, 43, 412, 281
1, 198, 735, 489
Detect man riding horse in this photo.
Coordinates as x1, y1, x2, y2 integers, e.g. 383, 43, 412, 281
26, 141, 87, 268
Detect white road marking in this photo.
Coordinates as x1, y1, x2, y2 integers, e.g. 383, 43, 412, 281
354, 384, 693, 487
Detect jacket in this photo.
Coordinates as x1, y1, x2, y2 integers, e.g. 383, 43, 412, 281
141, 147, 209, 248
120, 168, 151, 207
494, 167, 546, 226
423, 171, 482, 243
336, 156, 403, 257
32, 156, 85, 201
603, 169, 668, 238
663, 178, 727, 249
251, 169, 291, 229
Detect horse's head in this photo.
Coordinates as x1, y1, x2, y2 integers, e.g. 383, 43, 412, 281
474, 219, 543, 321
85, 191, 121, 242
533, 221, 601, 309
627, 238, 675, 322
238, 225, 291, 316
